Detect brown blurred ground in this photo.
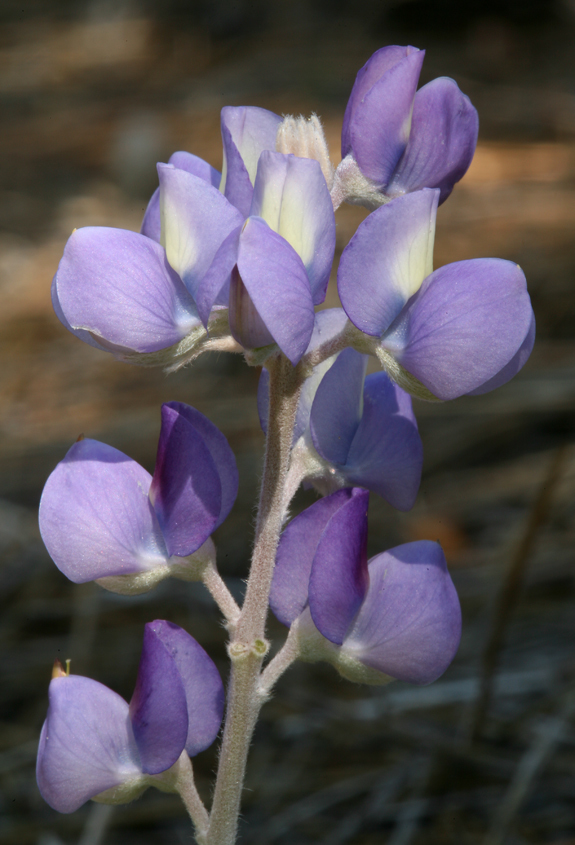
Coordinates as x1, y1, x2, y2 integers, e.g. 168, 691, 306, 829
0, 2, 575, 843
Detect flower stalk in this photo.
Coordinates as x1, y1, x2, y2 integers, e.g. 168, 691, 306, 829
206, 353, 303, 845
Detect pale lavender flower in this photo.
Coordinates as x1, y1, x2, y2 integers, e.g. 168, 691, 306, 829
37, 621, 224, 813
339, 189, 535, 400
39, 402, 237, 591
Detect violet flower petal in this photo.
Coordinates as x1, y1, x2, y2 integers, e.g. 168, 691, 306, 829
234, 216, 315, 364
129, 624, 189, 775
468, 313, 535, 395
220, 106, 282, 216
343, 541, 461, 684
270, 490, 355, 628
343, 372, 423, 511
163, 402, 238, 528
158, 163, 244, 301
51, 274, 108, 351
149, 404, 222, 558
195, 225, 242, 326
228, 265, 275, 350
37, 676, 141, 813
387, 77, 478, 204
346, 48, 425, 185
338, 190, 438, 337
381, 258, 534, 400
342, 45, 416, 158
250, 151, 336, 304
39, 439, 168, 583
308, 488, 370, 645
54, 227, 200, 353
310, 348, 367, 465
146, 620, 225, 756
141, 151, 221, 243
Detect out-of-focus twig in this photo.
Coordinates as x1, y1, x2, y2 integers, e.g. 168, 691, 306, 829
469, 445, 569, 741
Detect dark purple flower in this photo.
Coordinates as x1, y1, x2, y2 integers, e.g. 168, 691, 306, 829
270, 488, 462, 685
39, 402, 238, 590
37, 621, 224, 813
338, 189, 535, 400
334, 45, 478, 208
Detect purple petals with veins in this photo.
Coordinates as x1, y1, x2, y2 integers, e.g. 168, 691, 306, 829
310, 348, 423, 510
232, 217, 315, 364
338, 189, 438, 337
338, 45, 478, 204
141, 150, 222, 243
344, 542, 462, 684
386, 76, 479, 204
381, 258, 534, 400
250, 151, 336, 305
339, 191, 534, 399
343, 46, 425, 186
271, 489, 461, 685
270, 488, 369, 632
37, 622, 224, 813
39, 403, 237, 584
53, 227, 201, 354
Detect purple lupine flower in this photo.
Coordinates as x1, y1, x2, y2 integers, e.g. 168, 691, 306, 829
258, 330, 422, 510
39, 402, 238, 591
189, 149, 336, 364
334, 45, 478, 209
308, 348, 422, 510
54, 109, 279, 360
270, 488, 462, 685
37, 620, 224, 813
339, 188, 535, 400
52, 178, 243, 358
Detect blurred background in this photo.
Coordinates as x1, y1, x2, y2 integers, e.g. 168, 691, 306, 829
1, 0, 575, 842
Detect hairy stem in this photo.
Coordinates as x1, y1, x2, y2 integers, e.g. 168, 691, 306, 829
236, 354, 303, 644
202, 562, 241, 628
258, 620, 301, 697
206, 353, 302, 845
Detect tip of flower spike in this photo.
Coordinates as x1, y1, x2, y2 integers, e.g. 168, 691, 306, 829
275, 114, 334, 189
52, 659, 70, 679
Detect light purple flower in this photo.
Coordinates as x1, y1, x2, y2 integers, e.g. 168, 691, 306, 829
39, 402, 238, 589
339, 189, 535, 400
270, 488, 462, 685
258, 330, 422, 510
192, 149, 336, 364
335, 45, 478, 208
52, 176, 243, 357
37, 620, 224, 813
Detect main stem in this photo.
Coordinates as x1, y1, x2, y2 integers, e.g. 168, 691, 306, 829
206, 354, 302, 845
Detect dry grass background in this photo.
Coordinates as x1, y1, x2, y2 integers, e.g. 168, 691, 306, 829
0, 2, 574, 843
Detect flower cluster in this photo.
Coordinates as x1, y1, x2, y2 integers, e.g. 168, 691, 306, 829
37, 44, 534, 840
